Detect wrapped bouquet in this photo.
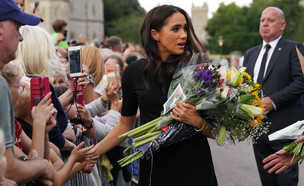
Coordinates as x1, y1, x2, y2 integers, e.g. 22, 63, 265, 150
118, 53, 269, 167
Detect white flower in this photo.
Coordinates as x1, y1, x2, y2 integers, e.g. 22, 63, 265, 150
208, 66, 214, 71
230, 67, 246, 87
240, 104, 263, 119
221, 85, 230, 99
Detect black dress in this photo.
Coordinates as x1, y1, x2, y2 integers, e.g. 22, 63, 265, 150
121, 59, 218, 186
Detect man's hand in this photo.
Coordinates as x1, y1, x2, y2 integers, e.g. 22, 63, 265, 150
262, 149, 299, 174
262, 96, 274, 115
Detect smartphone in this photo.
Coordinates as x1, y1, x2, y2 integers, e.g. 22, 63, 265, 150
76, 93, 84, 106
68, 46, 82, 77
106, 64, 119, 86
33, 1, 39, 13
30, 77, 51, 110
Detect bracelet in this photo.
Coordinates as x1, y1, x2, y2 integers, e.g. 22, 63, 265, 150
84, 119, 94, 129
86, 74, 94, 85
195, 121, 207, 132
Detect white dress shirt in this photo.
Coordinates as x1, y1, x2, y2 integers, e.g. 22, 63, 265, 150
253, 36, 282, 83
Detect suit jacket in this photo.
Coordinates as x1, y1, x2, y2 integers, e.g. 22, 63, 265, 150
243, 37, 304, 133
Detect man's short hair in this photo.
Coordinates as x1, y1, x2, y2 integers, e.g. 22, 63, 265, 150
52, 19, 67, 32
104, 36, 122, 51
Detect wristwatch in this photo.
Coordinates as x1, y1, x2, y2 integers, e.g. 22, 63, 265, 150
84, 119, 94, 129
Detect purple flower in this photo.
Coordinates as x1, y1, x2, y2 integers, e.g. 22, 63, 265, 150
202, 70, 213, 83
208, 87, 215, 92
197, 88, 204, 94
194, 69, 203, 82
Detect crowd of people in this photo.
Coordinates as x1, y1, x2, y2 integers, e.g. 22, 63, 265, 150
1, 0, 304, 186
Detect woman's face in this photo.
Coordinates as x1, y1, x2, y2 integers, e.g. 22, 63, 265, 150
14, 0, 24, 12
153, 12, 188, 61
53, 73, 67, 88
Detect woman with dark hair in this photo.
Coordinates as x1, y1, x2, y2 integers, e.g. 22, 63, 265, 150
92, 5, 217, 186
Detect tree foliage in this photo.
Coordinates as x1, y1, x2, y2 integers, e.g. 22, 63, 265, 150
104, 0, 146, 44
206, 0, 304, 55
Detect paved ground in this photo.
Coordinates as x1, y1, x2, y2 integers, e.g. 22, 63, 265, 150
208, 139, 304, 186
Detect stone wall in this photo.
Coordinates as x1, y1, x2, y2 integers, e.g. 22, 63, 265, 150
24, 0, 104, 43
191, 2, 209, 45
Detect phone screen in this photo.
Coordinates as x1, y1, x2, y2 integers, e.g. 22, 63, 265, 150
69, 49, 81, 74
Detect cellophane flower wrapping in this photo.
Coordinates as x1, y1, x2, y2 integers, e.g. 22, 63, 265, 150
118, 53, 269, 167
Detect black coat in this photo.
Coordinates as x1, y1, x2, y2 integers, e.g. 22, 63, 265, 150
243, 37, 304, 133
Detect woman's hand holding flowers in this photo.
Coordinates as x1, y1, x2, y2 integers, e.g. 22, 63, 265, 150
170, 101, 211, 137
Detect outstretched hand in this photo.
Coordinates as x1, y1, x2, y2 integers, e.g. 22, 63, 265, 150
70, 142, 96, 163
262, 149, 299, 174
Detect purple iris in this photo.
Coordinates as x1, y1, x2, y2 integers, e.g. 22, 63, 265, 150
202, 70, 213, 83
194, 69, 203, 82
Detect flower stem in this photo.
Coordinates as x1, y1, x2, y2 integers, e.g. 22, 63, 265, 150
120, 152, 143, 167
119, 117, 162, 139
133, 131, 162, 143
133, 134, 159, 148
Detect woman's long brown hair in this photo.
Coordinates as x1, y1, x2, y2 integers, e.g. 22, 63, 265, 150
140, 5, 206, 95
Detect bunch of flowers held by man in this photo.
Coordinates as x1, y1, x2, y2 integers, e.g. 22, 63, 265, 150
118, 53, 269, 167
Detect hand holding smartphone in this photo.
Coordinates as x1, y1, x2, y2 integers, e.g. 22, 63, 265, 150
69, 46, 82, 77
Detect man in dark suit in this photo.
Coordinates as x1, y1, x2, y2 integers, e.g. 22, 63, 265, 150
243, 6, 304, 186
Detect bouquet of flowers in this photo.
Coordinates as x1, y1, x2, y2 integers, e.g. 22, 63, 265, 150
118, 53, 269, 167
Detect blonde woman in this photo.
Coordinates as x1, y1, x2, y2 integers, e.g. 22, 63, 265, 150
11, 25, 84, 150
81, 45, 108, 104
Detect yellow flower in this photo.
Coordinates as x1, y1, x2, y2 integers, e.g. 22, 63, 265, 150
244, 72, 252, 81
254, 83, 261, 89
226, 71, 231, 78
